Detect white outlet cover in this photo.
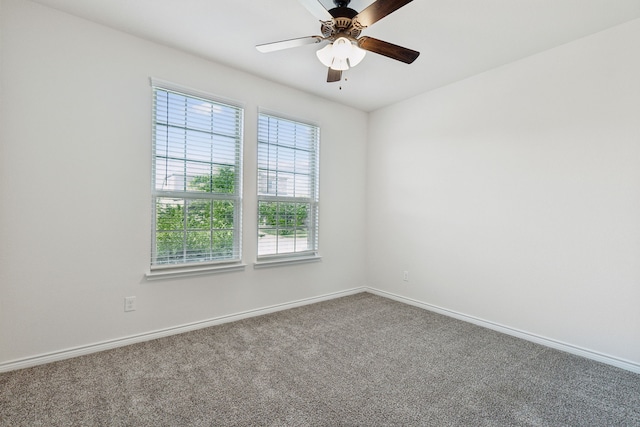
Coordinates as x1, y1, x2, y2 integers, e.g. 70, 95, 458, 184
124, 296, 136, 312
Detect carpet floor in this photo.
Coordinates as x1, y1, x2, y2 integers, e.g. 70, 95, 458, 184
1, 292, 639, 426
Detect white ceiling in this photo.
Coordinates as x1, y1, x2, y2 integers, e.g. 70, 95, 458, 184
30, 0, 640, 111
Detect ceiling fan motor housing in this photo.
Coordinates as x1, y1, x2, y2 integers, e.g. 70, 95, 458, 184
321, 6, 362, 39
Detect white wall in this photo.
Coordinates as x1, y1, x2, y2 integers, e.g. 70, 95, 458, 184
367, 19, 640, 366
2, 0, 639, 372
0, 0, 368, 366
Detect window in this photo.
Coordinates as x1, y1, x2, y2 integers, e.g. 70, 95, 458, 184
151, 83, 243, 267
257, 113, 319, 259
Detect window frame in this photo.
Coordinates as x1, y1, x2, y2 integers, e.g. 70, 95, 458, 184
149, 79, 244, 275
256, 111, 320, 264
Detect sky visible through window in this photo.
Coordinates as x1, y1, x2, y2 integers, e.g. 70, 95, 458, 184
155, 91, 239, 193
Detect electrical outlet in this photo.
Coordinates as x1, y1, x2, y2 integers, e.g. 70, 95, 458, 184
403, 271, 409, 282
124, 296, 136, 312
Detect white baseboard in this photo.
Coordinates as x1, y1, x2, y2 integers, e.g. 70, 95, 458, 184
0, 287, 366, 373
366, 287, 640, 374
3, 286, 638, 375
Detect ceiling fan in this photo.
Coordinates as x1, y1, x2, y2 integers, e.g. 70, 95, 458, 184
256, 0, 420, 83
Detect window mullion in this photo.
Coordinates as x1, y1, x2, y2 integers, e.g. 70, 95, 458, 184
183, 199, 188, 262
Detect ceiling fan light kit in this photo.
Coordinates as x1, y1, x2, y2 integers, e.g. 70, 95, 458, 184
316, 37, 366, 70
256, 0, 420, 83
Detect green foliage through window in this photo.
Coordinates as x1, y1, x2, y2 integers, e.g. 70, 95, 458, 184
188, 166, 236, 194
155, 171, 237, 263
259, 202, 308, 236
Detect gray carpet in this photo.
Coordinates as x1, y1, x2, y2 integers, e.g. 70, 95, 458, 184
1, 292, 639, 426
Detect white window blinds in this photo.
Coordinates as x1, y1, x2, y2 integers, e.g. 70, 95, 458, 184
257, 113, 319, 259
152, 85, 243, 266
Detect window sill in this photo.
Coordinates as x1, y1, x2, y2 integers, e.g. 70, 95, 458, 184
146, 263, 246, 281
253, 255, 322, 269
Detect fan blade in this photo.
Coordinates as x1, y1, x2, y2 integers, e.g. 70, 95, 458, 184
327, 68, 342, 83
256, 36, 324, 53
353, 0, 413, 28
299, 0, 333, 21
358, 36, 419, 64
